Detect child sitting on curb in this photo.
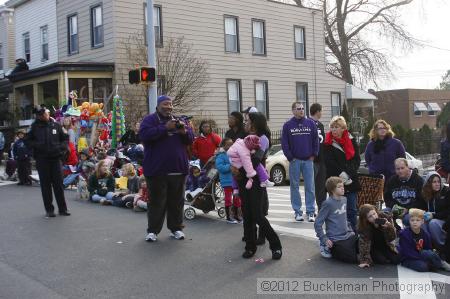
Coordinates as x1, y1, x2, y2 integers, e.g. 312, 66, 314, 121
133, 176, 149, 212
398, 208, 450, 272
111, 163, 140, 208
88, 160, 115, 205
314, 176, 357, 263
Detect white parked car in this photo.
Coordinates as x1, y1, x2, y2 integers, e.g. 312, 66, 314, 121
266, 149, 290, 186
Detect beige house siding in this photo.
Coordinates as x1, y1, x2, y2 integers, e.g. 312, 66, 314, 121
57, 0, 115, 63
110, 0, 345, 130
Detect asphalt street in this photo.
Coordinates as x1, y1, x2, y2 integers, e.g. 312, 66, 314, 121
0, 183, 449, 299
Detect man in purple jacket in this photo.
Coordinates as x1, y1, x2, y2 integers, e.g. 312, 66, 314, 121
282, 102, 319, 222
139, 95, 194, 242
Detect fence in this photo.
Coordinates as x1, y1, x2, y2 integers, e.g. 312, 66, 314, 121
215, 128, 283, 145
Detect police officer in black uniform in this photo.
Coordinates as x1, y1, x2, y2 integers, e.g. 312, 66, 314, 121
25, 105, 71, 218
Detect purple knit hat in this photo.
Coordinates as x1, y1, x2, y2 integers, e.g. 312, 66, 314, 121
244, 135, 261, 151
157, 95, 172, 106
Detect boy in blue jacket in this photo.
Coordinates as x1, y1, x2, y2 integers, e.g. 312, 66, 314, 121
13, 129, 32, 185
216, 138, 242, 223
399, 208, 450, 272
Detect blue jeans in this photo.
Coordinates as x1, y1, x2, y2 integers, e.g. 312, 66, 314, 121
401, 249, 443, 272
424, 219, 446, 247
289, 159, 315, 215
91, 192, 115, 203
345, 192, 357, 232
63, 173, 79, 187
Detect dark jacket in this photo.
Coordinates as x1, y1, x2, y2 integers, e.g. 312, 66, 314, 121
139, 112, 194, 177
358, 212, 397, 265
120, 130, 140, 145
225, 127, 246, 142
25, 118, 68, 160
398, 227, 432, 261
323, 136, 361, 193
365, 137, 406, 182
425, 186, 450, 222
440, 139, 450, 172
12, 138, 31, 161
311, 118, 325, 163
88, 174, 115, 197
384, 172, 426, 210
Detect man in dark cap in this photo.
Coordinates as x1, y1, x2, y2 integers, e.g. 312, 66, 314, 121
139, 95, 194, 242
25, 105, 70, 218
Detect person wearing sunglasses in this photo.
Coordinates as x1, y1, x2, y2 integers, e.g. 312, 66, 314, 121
281, 102, 319, 222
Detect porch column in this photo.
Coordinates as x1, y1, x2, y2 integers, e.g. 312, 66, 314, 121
88, 79, 93, 103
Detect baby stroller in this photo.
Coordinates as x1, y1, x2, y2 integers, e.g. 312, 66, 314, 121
184, 157, 225, 220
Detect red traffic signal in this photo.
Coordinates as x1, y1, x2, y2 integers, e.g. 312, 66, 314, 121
140, 67, 156, 82
128, 67, 156, 84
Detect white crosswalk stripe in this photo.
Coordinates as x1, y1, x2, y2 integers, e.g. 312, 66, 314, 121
266, 186, 318, 239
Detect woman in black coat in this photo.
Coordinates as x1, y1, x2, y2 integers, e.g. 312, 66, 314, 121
323, 116, 361, 232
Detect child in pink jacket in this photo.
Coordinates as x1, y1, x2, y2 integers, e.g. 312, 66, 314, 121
227, 135, 273, 190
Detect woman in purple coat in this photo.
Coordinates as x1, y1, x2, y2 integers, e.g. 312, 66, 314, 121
364, 119, 406, 183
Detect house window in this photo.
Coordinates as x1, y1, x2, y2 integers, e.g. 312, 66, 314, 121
91, 5, 103, 47
93, 79, 112, 103
69, 78, 89, 103
296, 82, 309, 116
413, 102, 427, 117
144, 4, 163, 47
252, 20, 266, 55
224, 16, 239, 53
294, 26, 305, 59
41, 26, 49, 61
255, 81, 268, 118
331, 92, 341, 117
427, 102, 441, 116
68, 14, 78, 54
227, 79, 241, 114
0, 43, 3, 70
23, 32, 30, 62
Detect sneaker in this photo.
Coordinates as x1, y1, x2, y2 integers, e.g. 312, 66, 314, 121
260, 180, 275, 188
272, 249, 282, 260
295, 213, 304, 221
226, 218, 238, 224
170, 230, 185, 240
307, 213, 315, 222
441, 260, 450, 272
145, 233, 157, 242
59, 211, 71, 216
319, 245, 332, 258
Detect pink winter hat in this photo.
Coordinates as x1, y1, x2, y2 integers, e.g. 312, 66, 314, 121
244, 135, 261, 151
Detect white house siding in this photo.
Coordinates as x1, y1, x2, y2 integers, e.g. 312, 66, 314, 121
57, 0, 115, 63
13, 0, 58, 69
0, 7, 15, 71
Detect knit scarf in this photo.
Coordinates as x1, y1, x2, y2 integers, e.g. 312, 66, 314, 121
324, 130, 355, 160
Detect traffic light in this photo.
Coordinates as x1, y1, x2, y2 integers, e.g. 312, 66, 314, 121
140, 67, 156, 82
129, 69, 140, 84
128, 67, 156, 84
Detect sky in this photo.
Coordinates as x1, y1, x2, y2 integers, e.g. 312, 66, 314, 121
1, 0, 449, 91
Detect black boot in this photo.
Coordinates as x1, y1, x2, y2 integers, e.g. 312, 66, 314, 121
256, 225, 266, 245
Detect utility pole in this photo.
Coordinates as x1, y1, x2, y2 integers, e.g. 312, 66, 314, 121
146, 0, 157, 113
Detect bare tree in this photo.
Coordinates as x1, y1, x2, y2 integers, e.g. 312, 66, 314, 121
120, 33, 209, 121
303, 0, 417, 87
